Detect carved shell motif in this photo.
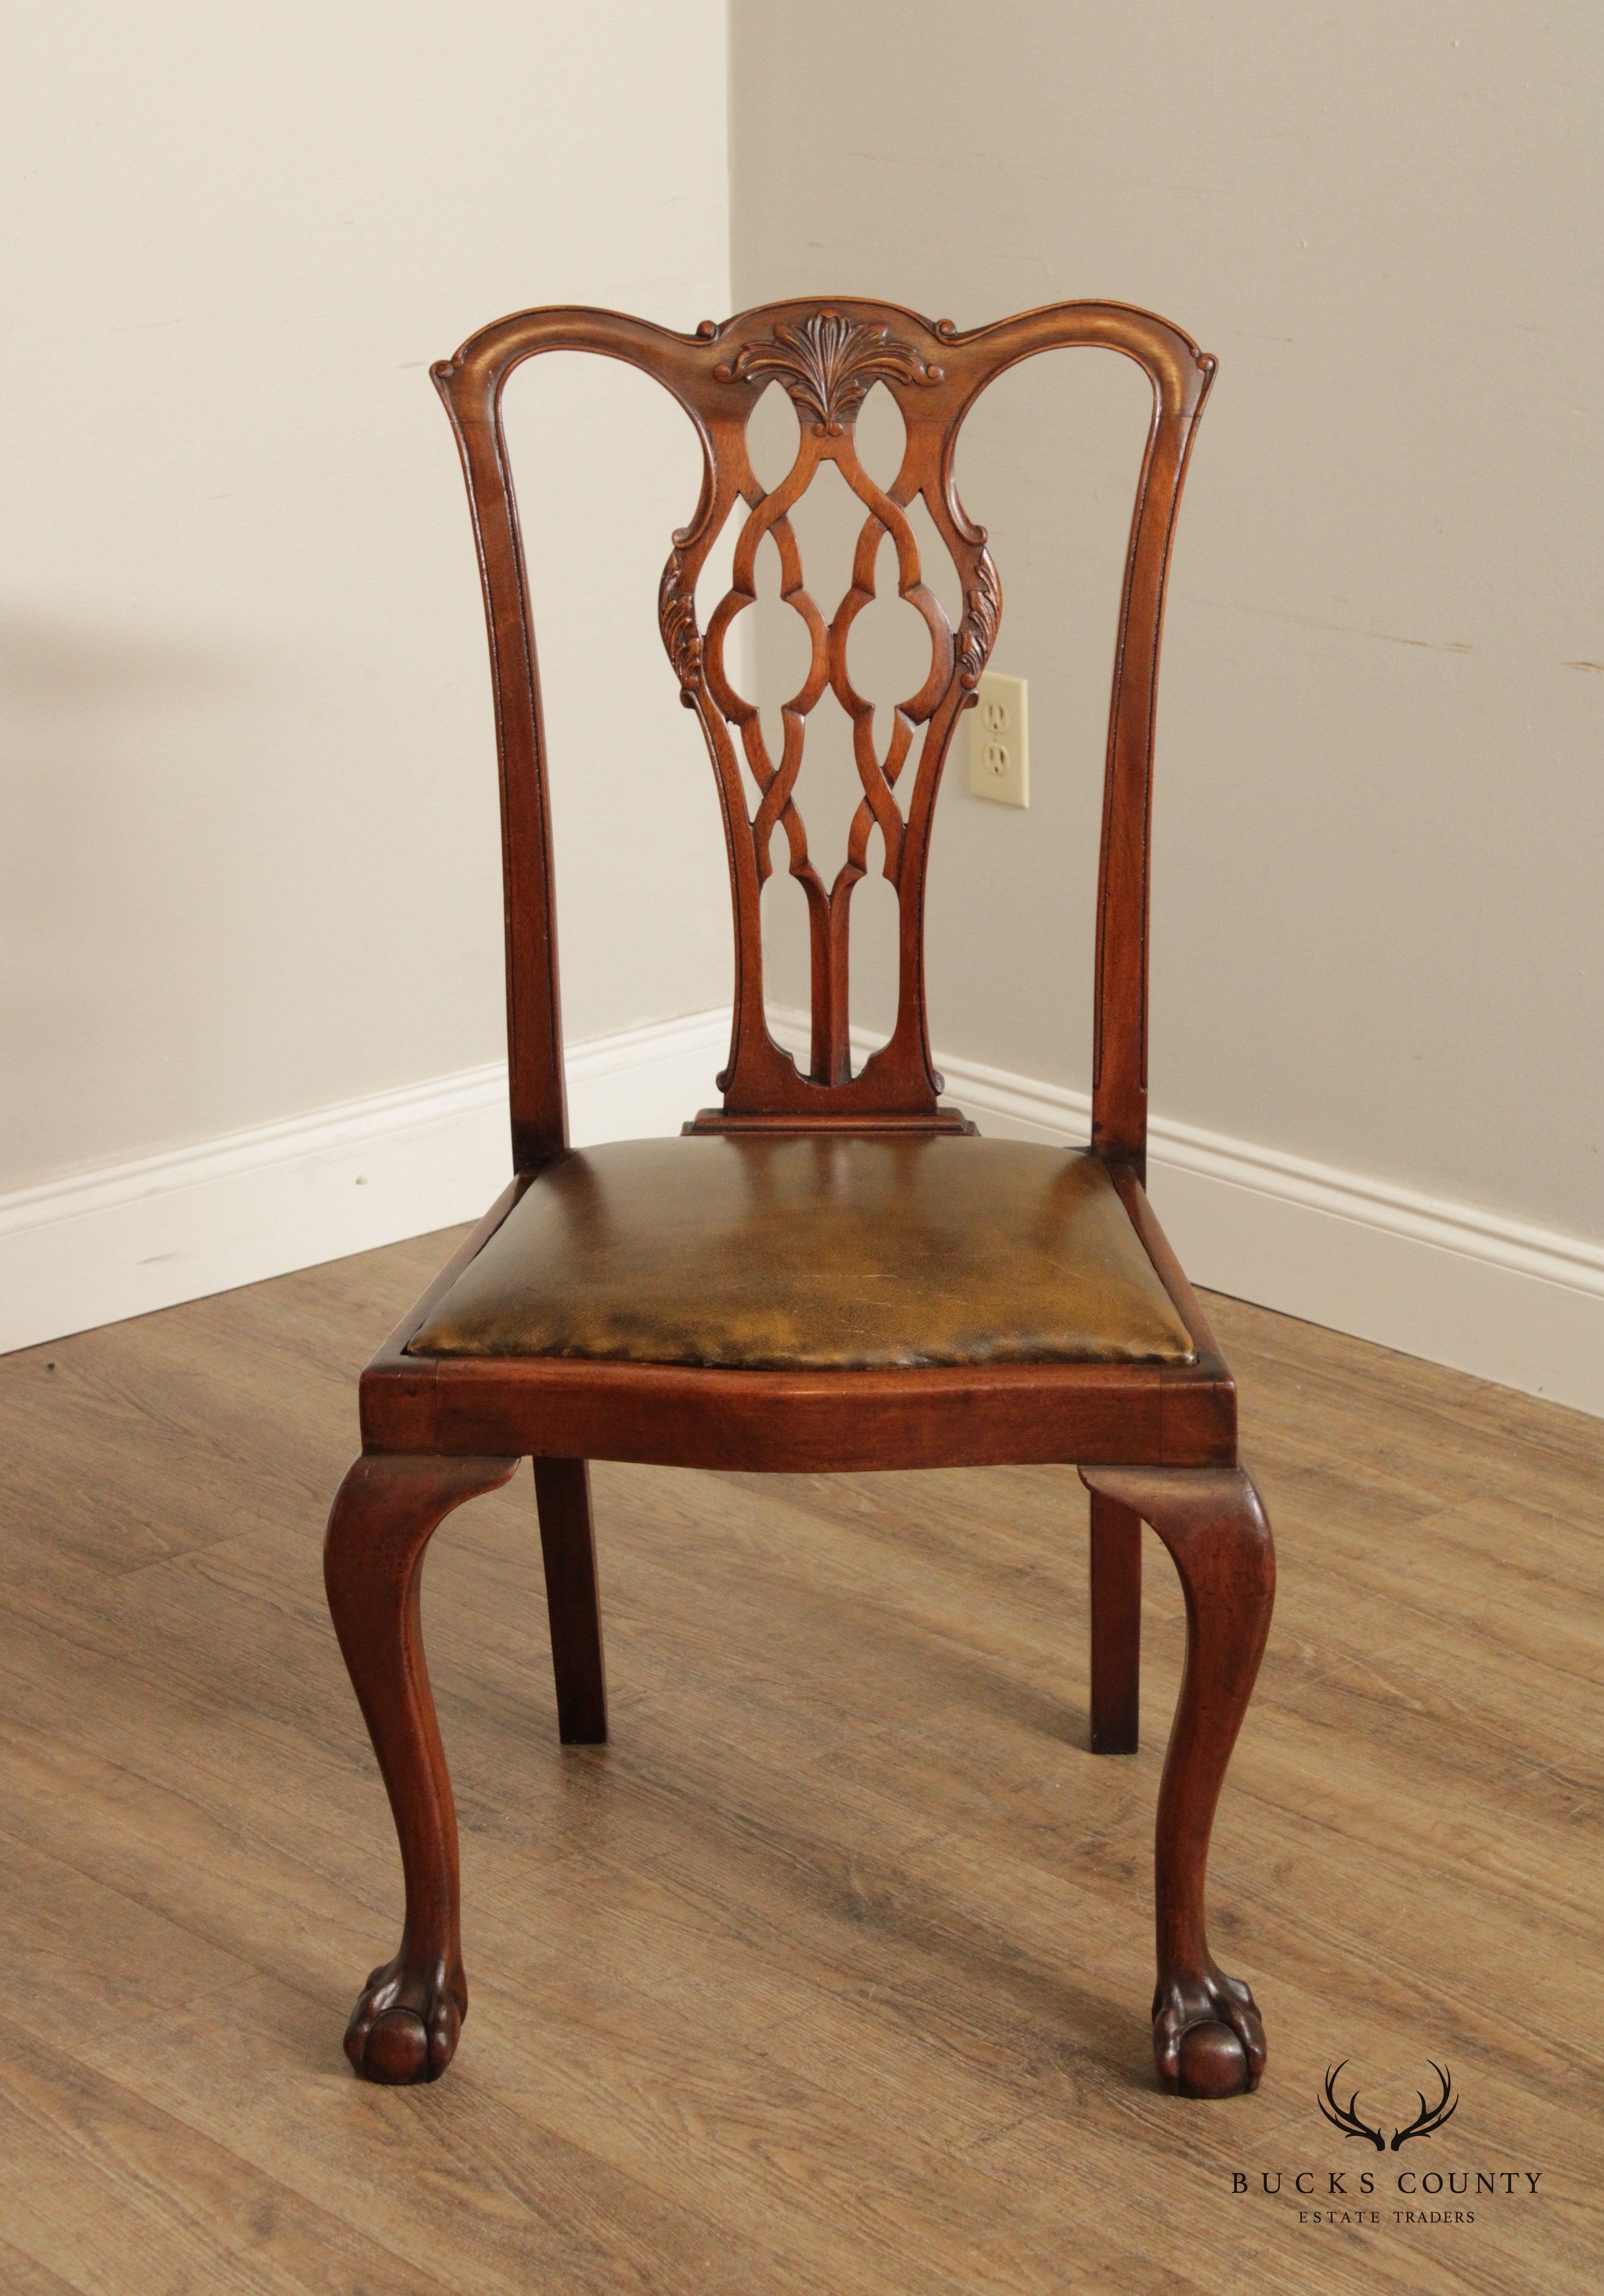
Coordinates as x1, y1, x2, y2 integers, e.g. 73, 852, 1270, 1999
714, 310, 944, 436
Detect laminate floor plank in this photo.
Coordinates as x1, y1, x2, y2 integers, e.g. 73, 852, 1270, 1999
0, 2027, 458, 2296
1, 1233, 1600, 2292
49, 1976, 824, 2296
0, 2244, 85, 2296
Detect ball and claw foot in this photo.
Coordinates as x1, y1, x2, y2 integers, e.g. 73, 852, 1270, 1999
343, 1953, 466, 2085
1154, 1965, 1266, 2099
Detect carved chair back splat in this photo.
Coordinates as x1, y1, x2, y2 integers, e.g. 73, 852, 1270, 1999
322, 298, 1277, 2111
431, 297, 1215, 1167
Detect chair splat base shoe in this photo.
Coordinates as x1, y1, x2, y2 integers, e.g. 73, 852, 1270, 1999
323, 294, 1277, 2099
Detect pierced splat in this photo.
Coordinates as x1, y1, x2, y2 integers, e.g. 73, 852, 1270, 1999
432, 298, 1214, 1154
667, 313, 992, 1097
645, 313, 997, 1112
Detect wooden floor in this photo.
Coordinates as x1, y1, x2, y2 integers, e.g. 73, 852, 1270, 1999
0, 1230, 1600, 2295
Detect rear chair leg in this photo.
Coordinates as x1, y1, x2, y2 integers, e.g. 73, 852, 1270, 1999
324, 1449, 520, 2083
533, 1458, 608, 1744
1089, 1489, 1142, 1753
1081, 1463, 1275, 2099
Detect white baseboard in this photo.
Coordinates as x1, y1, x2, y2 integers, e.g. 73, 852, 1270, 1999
770, 1013, 1604, 1420
7, 1002, 1604, 1420
0, 1009, 729, 1356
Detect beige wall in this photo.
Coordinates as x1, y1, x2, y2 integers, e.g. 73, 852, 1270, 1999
731, 2, 1604, 1240
1, 0, 732, 1195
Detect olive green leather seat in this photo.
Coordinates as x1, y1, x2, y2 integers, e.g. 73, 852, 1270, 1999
407, 1134, 1195, 1374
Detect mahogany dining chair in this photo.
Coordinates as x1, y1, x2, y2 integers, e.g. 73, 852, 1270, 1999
324, 297, 1275, 2102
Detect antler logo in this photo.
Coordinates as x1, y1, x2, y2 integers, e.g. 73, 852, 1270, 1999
1391, 2063, 1460, 2150
1319, 2062, 1459, 2151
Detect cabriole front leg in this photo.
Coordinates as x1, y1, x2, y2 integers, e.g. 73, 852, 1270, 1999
1080, 1463, 1275, 2099
324, 1450, 520, 2083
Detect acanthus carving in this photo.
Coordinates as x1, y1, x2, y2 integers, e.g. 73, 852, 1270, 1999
956, 549, 1001, 690
658, 545, 702, 693
714, 311, 943, 437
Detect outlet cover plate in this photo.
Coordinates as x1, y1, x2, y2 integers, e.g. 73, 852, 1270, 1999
968, 670, 1029, 807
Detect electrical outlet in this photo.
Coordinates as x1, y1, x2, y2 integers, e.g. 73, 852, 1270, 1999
968, 670, 1028, 807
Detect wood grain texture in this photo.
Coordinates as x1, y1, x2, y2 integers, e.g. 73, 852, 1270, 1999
1, 1236, 1600, 2289
1081, 1463, 1275, 2098
324, 1449, 521, 2082
374, 1348, 1235, 1474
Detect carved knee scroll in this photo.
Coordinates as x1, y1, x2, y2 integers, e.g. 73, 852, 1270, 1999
1080, 1463, 1275, 2099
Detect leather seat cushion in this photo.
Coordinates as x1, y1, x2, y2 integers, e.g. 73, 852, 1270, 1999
407, 1135, 1195, 1373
